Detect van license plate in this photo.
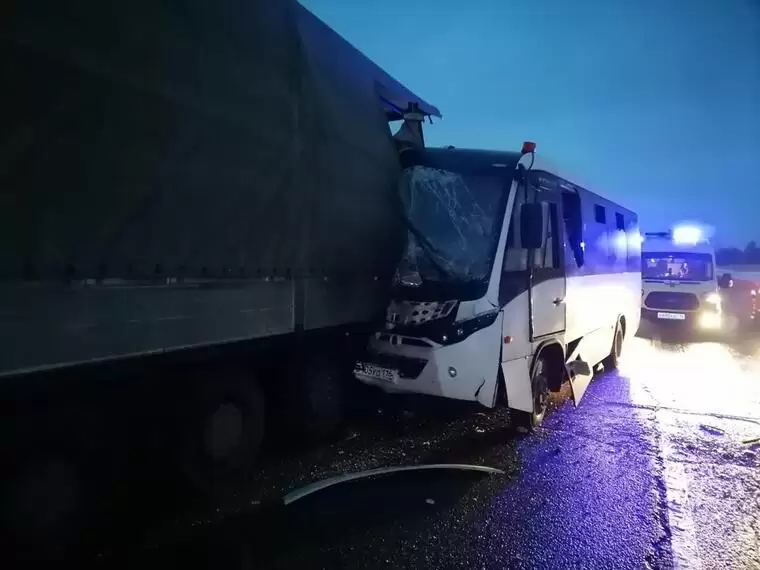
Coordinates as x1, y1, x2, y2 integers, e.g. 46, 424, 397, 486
657, 312, 686, 321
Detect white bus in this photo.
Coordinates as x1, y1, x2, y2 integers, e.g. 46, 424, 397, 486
640, 229, 723, 331
354, 140, 642, 428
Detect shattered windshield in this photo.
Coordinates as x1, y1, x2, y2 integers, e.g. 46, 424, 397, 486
395, 166, 506, 286
642, 252, 714, 281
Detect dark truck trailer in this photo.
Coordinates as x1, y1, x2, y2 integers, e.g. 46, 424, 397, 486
0, 0, 439, 553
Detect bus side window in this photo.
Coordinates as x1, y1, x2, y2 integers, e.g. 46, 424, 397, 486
626, 221, 641, 272
562, 192, 584, 270
534, 202, 561, 269
503, 190, 529, 272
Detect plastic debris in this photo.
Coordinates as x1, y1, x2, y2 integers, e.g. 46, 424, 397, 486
699, 424, 725, 436
283, 463, 505, 505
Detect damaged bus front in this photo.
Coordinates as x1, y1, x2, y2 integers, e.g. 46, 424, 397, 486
355, 136, 641, 428
355, 142, 530, 412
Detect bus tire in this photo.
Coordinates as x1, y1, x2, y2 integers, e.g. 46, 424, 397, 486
602, 321, 624, 370
511, 355, 550, 431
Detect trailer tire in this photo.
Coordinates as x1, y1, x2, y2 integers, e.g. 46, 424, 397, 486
292, 358, 345, 441
602, 321, 624, 371
511, 355, 550, 431
1, 452, 89, 560
178, 371, 265, 493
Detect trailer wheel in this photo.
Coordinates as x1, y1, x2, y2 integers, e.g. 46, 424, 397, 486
511, 355, 550, 431
178, 371, 265, 492
292, 358, 345, 441
1, 453, 89, 560
602, 321, 624, 370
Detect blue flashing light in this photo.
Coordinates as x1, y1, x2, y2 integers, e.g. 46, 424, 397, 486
672, 225, 702, 245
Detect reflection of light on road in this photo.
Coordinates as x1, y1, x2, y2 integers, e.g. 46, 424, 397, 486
661, 459, 702, 570
621, 338, 760, 418
621, 337, 760, 570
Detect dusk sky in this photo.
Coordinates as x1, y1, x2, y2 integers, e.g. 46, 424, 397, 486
302, 0, 760, 248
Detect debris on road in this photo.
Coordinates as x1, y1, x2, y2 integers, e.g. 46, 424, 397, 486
283, 464, 506, 505
699, 424, 726, 436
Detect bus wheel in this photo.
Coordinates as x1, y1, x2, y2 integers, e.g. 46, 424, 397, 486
511, 356, 549, 431
603, 322, 624, 370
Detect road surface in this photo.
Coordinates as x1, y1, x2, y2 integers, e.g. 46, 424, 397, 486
121, 331, 760, 569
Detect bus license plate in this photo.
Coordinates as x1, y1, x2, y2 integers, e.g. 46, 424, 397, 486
358, 363, 398, 383
657, 312, 686, 321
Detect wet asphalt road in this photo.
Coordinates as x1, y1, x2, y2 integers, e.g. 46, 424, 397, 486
126, 330, 760, 570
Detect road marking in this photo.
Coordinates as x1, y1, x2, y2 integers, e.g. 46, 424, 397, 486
661, 430, 703, 570
663, 462, 701, 569
604, 400, 760, 426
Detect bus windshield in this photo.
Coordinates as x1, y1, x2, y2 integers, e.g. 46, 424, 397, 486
395, 165, 506, 286
642, 252, 714, 281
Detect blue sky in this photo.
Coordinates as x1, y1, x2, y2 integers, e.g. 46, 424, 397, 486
301, 0, 760, 248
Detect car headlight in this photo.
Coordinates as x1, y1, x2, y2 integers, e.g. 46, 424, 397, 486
699, 311, 722, 329
751, 289, 757, 297
704, 292, 721, 305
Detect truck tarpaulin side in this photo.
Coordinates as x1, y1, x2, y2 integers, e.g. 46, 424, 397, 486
0, 0, 438, 376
